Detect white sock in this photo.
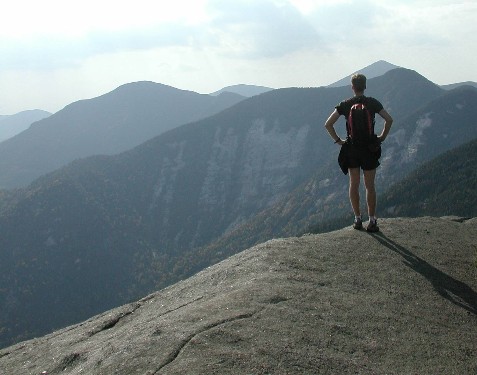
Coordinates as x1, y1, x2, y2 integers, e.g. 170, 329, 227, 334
355, 215, 362, 221
369, 216, 377, 223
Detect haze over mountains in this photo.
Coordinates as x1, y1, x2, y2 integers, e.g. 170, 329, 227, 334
0, 62, 476, 354
0, 83, 244, 188
2, 59, 474, 190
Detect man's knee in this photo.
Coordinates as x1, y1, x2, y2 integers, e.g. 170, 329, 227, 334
349, 179, 360, 192
366, 186, 376, 196
363, 169, 376, 187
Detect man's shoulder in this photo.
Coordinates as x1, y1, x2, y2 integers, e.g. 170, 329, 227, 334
336, 97, 355, 115
340, 96, 356, 105
342, 96, 378, 105
336, 96, 383, 115
365, 96, 381, 103
364, 96, 384, 112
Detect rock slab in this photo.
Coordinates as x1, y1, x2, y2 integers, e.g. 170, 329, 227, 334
0, 217, 476, 374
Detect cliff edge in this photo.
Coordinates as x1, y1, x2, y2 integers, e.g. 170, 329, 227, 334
1, 216, 476, 374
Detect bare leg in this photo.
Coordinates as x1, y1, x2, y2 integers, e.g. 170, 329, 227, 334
363, 168, 377, 218
348, 167, 361, 216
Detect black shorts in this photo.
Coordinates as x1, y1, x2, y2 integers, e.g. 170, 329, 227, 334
346, 143, 380, 170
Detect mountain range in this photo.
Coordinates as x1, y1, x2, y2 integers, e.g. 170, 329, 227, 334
0, 60, 405, 189
0, 82, 244, 188
0, 65, 476, 350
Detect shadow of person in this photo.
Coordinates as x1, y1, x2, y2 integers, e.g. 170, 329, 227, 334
370, 231, 477, 315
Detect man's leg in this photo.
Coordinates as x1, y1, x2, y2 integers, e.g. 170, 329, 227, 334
348, 167, 361, 217
363, 168, 377, 218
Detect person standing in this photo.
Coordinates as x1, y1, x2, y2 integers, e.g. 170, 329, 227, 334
324, 73, 393, 232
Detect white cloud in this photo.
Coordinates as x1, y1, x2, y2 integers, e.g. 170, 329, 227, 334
206, 0, 322, 58
2, 0, 323, 72
0, 0, 476, 113
0, 0, 209, 36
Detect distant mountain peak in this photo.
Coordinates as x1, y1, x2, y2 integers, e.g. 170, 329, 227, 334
210, 84, 274, 97
327, 60, 401, 88
441, 81, 477, 90
0, 109, 51, 143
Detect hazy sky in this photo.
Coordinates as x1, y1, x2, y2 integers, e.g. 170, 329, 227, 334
1, 0, 476, 114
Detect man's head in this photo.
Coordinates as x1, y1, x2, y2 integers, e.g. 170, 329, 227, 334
351, 73, 366, 93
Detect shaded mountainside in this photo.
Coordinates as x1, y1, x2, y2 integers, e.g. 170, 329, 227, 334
380, 85, 477, 183
0, 68, 475, 349
0, 82, 244, 188
380, 138, 477, 217
0, 217, 476, 374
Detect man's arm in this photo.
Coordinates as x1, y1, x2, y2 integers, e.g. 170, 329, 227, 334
324, 109, 345, 145
377, 109, 393, 142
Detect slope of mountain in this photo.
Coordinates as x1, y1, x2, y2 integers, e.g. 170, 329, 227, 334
0, 217, 475, 374
327, 60, 401, 87
0, 82, 245, 188
380, 138, 477, 217
0, 109, 51, 142
0, 68, 473, 349
210, 84, 274, 97
441, 81, 477, 90
380, 85, 477, 182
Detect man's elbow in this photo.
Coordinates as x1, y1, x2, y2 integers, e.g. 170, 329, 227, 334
384, 115, 393, 126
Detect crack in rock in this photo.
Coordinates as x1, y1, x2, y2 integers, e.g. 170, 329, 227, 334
153, 310, 259, 373
157, 296, 204, 318
88, 303, 141, 337
49, 352, 85, 374
84, 296, 205, 340
0, 343, 27, 360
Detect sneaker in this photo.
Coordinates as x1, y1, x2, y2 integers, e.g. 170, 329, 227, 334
366, 220, 379, 233
353, 217, 363, 230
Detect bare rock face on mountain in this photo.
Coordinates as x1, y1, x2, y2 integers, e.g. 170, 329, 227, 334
1, 217, 475, 374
